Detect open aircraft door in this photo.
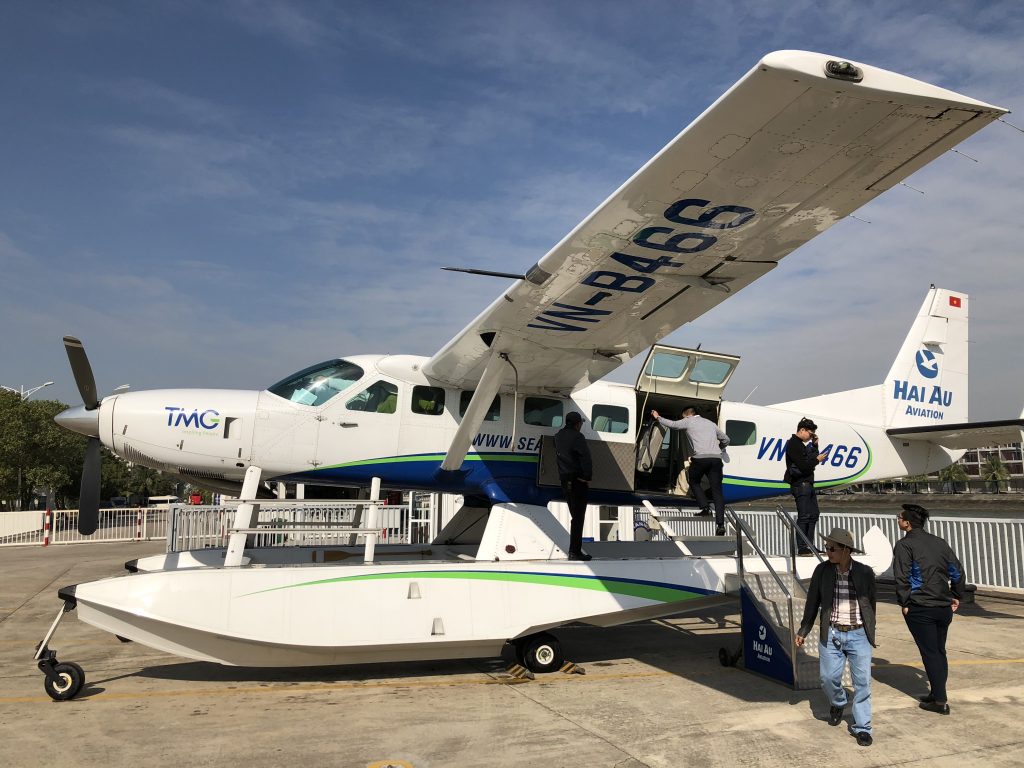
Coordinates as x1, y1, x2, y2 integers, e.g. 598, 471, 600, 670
635, 345, 740, 404
635, 345, 740, 493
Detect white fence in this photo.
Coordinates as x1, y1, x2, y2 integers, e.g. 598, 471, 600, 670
636, 506, 1024, 592
0, 508, 169, 547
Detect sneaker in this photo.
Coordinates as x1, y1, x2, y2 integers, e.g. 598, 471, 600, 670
715, 526, 726, 536
694, 508, 713, 517
919, 700, 950, 715
856, 732, 872, 747
827, 705, 844, 726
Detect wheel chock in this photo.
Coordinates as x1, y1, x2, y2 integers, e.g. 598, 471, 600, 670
560, 661, 585, 675
505, 663, 535, 680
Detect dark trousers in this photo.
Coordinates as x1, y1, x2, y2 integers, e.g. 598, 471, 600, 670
791, 482, 820, 552
688, 457, 725, 527
904, 604, 954, 702
560, 476, 589, 555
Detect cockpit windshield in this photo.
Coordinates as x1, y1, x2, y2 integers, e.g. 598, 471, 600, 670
267, 359, 364, 407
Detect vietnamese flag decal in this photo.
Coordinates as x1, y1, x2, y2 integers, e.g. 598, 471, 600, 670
949, 296, 962, 308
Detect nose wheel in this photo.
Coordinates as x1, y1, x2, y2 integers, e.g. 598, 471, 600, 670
39, 656, 85, 701
35, 599, 86, 701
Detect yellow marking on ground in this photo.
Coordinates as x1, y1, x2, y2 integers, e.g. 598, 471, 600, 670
2, 658, 1023, 704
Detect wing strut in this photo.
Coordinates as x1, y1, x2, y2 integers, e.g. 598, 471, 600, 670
440, 350, 509, 471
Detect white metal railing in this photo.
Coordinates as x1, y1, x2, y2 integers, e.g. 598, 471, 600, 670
634, 506, 1024, 591
0, 508, 169, 547
168, 501, 414, 552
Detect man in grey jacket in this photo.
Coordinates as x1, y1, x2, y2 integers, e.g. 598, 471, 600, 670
651, 407, 730, 535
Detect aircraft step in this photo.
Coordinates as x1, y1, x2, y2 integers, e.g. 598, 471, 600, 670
742, 570, 851, 689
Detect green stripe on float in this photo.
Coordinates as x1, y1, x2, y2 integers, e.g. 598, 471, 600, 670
242, 570, 702, 604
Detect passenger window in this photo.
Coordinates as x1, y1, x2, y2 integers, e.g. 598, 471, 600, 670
591, 404, 628, 434
459, 391, 501, 421
524, 397, 563, 427
726, 420, 756, 446
411, 385, 445, 416
345, 380, 398, 414
690, 359, 732, 385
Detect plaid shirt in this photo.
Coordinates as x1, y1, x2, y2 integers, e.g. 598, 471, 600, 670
829, 566, 862, 626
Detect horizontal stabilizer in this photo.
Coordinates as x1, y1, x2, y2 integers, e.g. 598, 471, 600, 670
887, 419, 1024, 450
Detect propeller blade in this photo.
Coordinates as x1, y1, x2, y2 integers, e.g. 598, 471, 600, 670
63, 336, 99, 410
78, 437, 101, 535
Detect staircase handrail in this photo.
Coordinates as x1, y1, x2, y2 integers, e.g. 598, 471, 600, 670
725, 508, 793, 600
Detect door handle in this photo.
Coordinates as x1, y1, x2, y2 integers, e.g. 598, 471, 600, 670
339, 422, 358, 428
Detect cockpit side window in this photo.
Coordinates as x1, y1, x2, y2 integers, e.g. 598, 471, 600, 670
268, 359, 364, 407
346, 380, 399, 414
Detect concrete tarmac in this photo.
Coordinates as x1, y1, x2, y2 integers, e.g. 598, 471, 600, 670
1, 542, 1022, 768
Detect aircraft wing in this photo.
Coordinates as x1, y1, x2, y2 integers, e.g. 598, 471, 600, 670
887, 419, 1024, 451
423, 50, 1005, 394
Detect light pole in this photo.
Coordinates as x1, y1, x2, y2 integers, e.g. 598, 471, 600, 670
1, 381, 54, 400
2, 381, 55, 510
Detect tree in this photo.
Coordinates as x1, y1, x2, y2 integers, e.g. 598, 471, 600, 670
937, 463, 968, 494
981, 454, 1010, 494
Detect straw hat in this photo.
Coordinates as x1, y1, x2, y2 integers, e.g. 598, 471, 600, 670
820, 527, 862, 553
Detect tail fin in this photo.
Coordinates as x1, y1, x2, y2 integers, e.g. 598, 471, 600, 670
881, 287, 967, 427
768, 287, 968, 427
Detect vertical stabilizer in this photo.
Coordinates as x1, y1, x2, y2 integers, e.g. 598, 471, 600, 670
883, 288, 968, 428
767, 287, 968, 429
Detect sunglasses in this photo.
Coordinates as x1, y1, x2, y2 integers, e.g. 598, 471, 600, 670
825, 545, 847, 552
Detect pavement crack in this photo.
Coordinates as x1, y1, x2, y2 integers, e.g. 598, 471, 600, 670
0, 565, 75, 626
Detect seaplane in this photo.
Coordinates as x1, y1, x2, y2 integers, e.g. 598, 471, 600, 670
36, 51, 1024, 700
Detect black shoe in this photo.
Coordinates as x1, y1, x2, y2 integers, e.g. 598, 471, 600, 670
856, 732, 872, 747
694, 508, 713, 517
917, 693, 935, 703
798, 550, 814, 557
715, 526, 726, 537
828, 705, 844, 726
567, 551, 592, 562
919, 700, 950, 715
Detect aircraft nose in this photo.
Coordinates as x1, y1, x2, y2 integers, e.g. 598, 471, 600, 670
54, 404, 100, 438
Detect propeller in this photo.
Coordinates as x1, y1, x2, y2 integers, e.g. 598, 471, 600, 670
61, 336, 102, 535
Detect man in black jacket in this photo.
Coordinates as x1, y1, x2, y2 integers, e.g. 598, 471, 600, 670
796, 527, 877, 747
785, 417, 827, 554
894, 503, 965, 715
554, 411, 593, 561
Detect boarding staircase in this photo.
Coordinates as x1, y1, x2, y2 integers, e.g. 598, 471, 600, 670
724, 506, 850, 690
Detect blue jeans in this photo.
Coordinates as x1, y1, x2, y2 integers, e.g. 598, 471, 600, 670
819, 626, 872, 734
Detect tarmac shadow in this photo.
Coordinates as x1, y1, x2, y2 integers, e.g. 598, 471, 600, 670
871, 654, 928, 699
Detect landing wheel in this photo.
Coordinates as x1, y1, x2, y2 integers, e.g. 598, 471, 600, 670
718, 646, 741, 668
518, 632, 564, 674
43, 661, 85, 701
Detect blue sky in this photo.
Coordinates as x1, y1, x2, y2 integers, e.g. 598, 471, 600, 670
2, 1, 1022, 420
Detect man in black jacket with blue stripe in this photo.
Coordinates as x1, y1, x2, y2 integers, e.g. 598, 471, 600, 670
894, 503, 966, 715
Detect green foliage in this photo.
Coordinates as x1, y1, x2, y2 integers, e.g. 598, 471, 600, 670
981, 455, 1009, 492
0, 391, 174, 509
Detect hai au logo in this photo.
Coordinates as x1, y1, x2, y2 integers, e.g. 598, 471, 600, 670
758, 624, 767, 641
915, 349, 939, 379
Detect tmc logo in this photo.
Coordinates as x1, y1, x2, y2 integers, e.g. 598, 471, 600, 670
915, 349, 939, 379
164, 407, 221, 429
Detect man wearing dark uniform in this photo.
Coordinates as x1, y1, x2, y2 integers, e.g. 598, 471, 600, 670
554, 411, 593, 561
785, 417, 827, 554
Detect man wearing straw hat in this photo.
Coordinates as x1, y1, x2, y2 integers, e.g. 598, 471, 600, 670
796, 527, 878, 747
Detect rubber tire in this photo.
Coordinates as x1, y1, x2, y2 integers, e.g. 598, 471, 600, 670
718, 647, 732, 667
520, 633, 563, 674
44, 661, 85, 701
